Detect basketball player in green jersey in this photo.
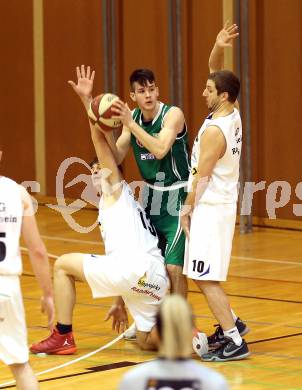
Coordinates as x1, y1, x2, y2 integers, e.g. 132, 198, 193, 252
68, 67, 189, 297
111, 70, 189, 297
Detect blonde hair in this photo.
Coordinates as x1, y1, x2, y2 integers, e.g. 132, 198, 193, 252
157, 294, 193, 359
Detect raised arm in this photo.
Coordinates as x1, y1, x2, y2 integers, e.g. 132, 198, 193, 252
103, 126, 131, 165
20, 186, 55, 329
112, 102, 185, 160
68, 65, 131, 164
89, 121, 123, 194
209, 22, 239, 73
68, 65, 95, 111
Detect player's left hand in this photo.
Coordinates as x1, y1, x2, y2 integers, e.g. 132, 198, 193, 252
68, 65, 95, 101
40, 295, 55, 330
104, 304, 129, 333
111, 100, 134, 128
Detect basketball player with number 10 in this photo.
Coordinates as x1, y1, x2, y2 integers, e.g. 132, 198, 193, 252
181, 23, 250, 361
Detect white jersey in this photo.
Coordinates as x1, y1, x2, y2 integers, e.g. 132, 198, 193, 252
0, 177, 23, 275
189, 108, 242, 204
98, 181, 162, 259
118, 358, 229, 390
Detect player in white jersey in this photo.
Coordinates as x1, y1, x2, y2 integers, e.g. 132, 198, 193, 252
181, 23, 250, 361
119, 295, 228, 390
0, 148, 55, 389
30, 119, 169, 355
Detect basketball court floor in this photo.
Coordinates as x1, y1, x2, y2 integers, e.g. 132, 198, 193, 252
0, 204, 301, 389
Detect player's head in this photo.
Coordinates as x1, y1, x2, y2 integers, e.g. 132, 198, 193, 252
89, 157, 102, 189
89, 157, 123, 193
129, 69, 159, 111
155, 294, 194, 359
203, 70, 240, 111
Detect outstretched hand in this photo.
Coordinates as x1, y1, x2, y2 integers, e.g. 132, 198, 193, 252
68, 65, 95, 102
216, 21, 239, 48
104, 304, 129, 333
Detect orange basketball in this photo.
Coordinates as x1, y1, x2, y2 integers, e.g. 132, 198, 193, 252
88, 93, 122, 132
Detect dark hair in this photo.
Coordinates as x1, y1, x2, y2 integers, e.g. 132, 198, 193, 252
209, 70, 240, 103
129, 69, 155, 91
89, 157, 99, 168
89, 156, 124, 174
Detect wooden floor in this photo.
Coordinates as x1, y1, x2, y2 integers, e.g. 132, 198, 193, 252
1, 204, 302, 390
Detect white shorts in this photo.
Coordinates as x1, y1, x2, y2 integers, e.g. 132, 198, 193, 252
0, 276, 29, 365
83, 253, 169, 332
183, 203, 237, 281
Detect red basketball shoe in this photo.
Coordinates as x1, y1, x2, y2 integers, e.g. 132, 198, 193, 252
30, 328, 77, 355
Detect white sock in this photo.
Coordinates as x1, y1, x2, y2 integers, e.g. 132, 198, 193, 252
224, 327, 242, 346
231, 309, 238, 322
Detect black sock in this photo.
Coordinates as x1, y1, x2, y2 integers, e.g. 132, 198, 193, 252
56, 322, 72, 335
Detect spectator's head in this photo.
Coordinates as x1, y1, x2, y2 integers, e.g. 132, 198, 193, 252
156, 294, 193, 359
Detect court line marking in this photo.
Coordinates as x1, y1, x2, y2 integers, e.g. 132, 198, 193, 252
25, 361, 137, 387
0, 248, 135, 389
189, 289, 302, 304
41, 235, 103, 246
13, 249, 301, 386
232, 255, 302, 266
0, 324, 135, 388
248, 332, 302, 345
35, 235, 302, 266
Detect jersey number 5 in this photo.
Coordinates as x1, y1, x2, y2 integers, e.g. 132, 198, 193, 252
0, 232, 6, 262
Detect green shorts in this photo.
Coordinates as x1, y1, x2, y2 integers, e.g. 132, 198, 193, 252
143, 185, 187, 266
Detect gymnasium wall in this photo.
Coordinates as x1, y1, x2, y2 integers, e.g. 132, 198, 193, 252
0, 1, 35, 183
0, 0, 301, 223
248, 0, 302, 222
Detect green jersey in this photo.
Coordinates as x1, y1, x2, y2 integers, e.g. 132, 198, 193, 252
131, 102, 190, 187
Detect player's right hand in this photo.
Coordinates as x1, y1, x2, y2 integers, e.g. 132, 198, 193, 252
216, 21, 239, 48
41, 295, 55, 330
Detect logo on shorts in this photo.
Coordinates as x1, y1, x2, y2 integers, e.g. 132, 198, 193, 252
198, 264, 210, 277
0, 203, 5, 212
131, 286, 161, 301
137, 276, 160, 291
